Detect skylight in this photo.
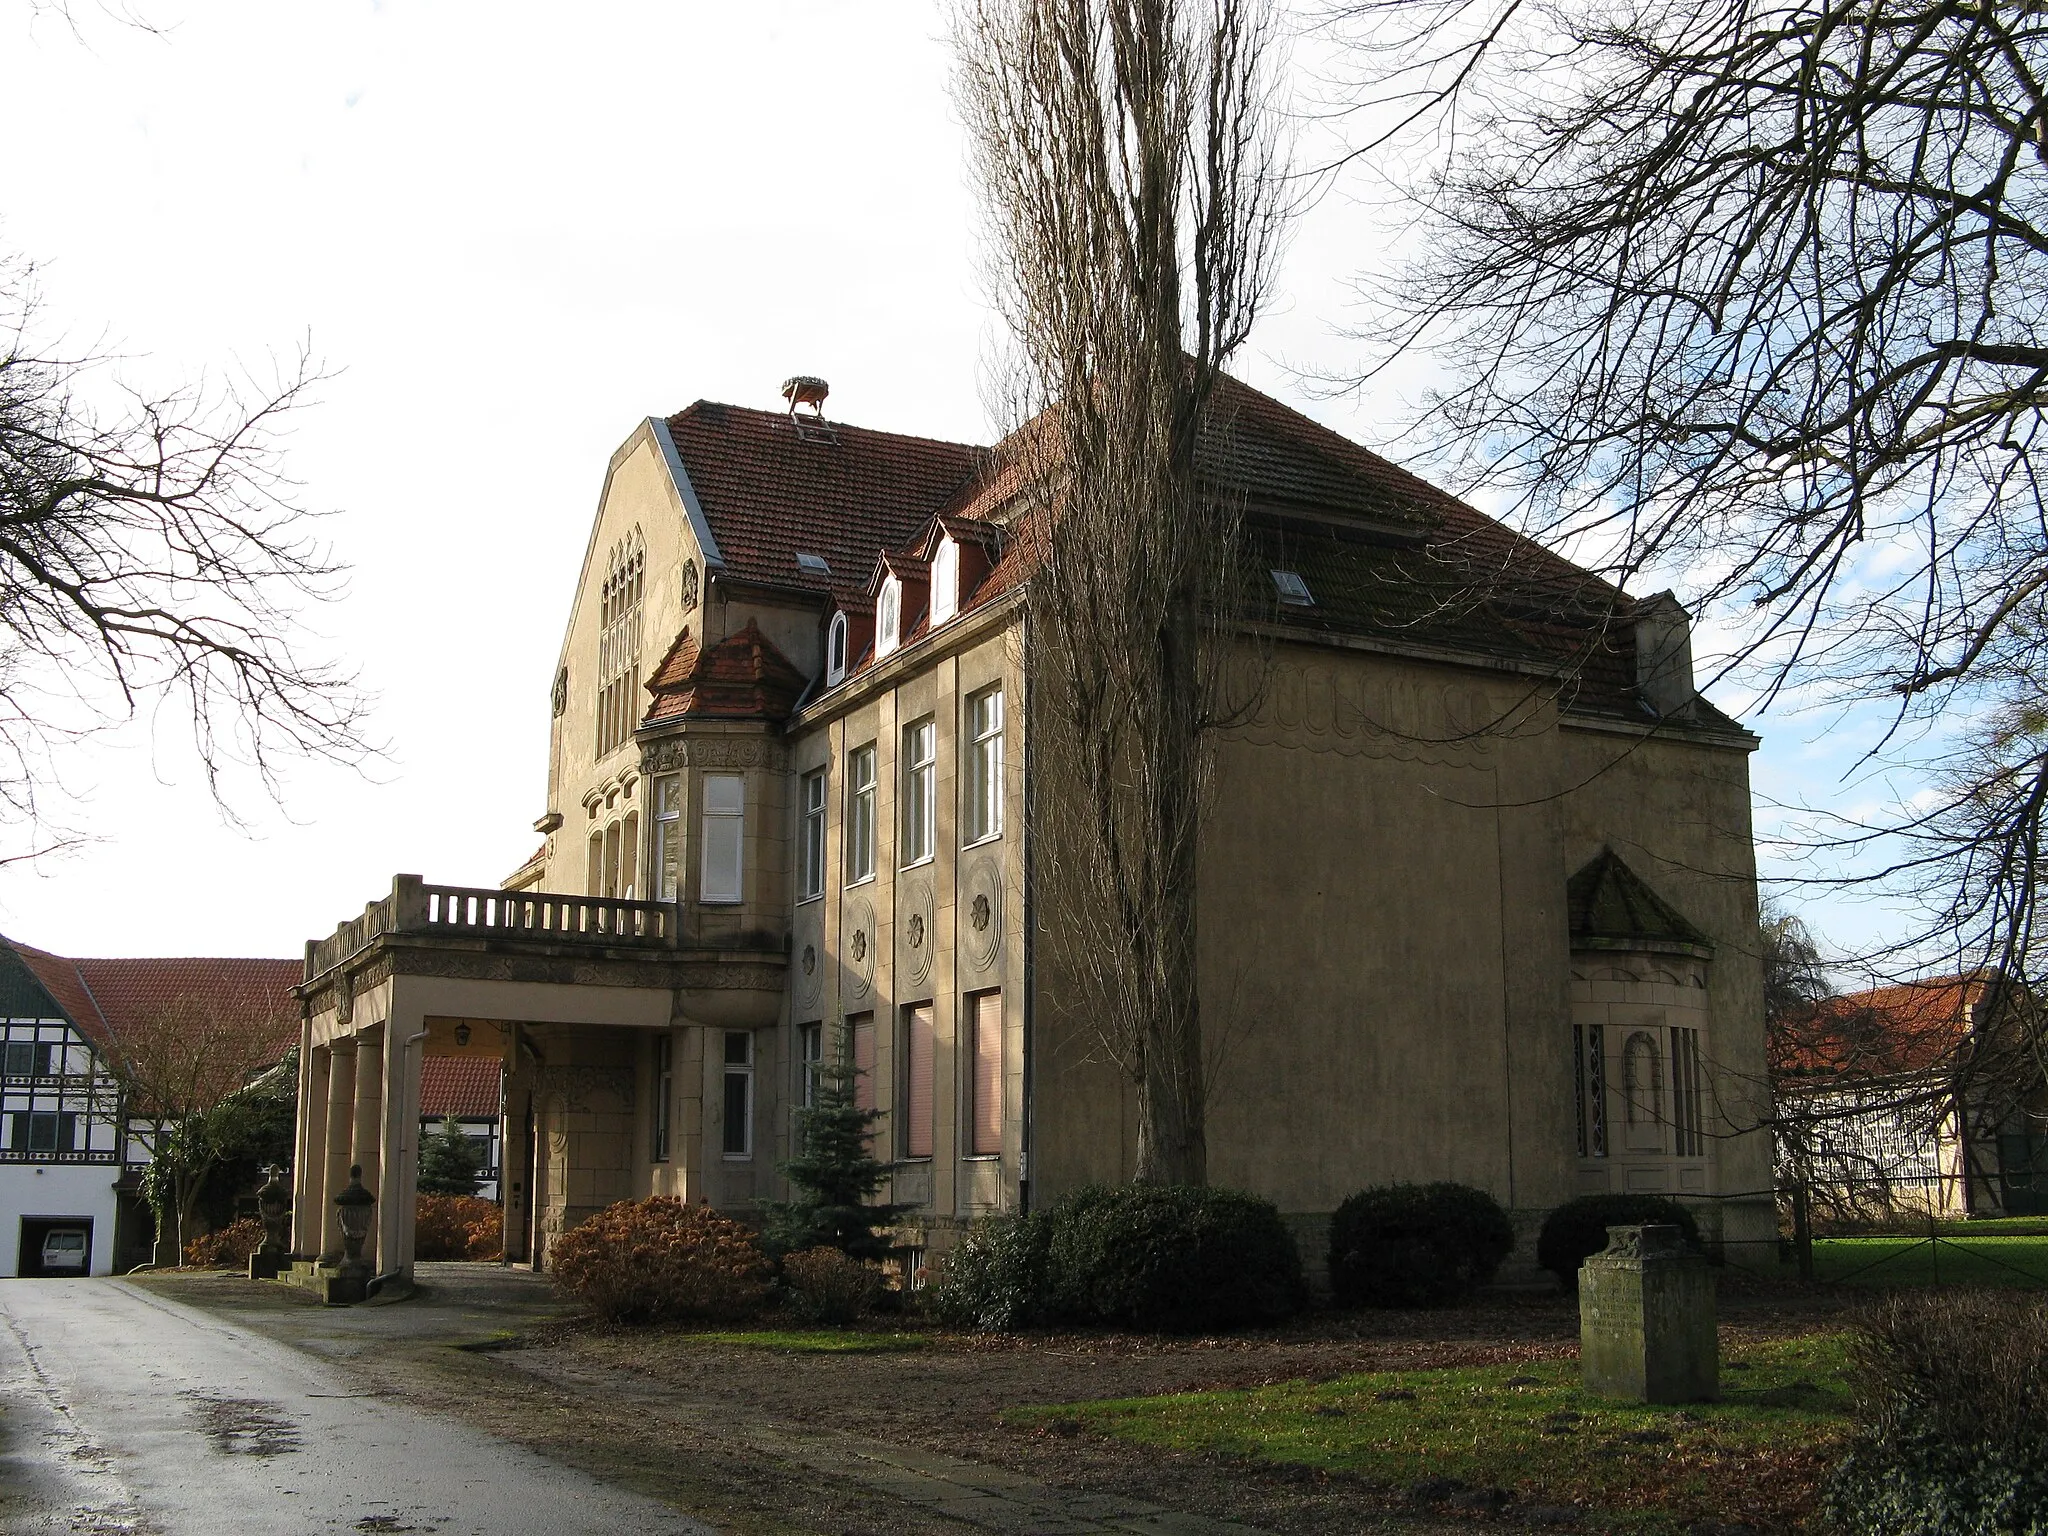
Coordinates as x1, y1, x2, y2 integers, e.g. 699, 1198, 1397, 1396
796, 552, 831, 576
1270, 569, 1314, 606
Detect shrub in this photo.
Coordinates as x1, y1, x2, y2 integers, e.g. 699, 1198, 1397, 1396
1537, 1193, 1701, 1290
550, 1197, 770, 1324
781, 1246, 883, 1323
416, 1194, 503, 1262
1822, 1290, 2048, 1535
184, 1217, 265, 1269
416, 1116, 484, 1197
926, 1214, 1050, 1330
1038, 1184, 1306, 1333
762, 1059, 909, 1262
1327, 1182, 1516, 1307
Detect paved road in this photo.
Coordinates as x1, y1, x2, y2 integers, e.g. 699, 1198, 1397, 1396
0, 1278, 713, 1535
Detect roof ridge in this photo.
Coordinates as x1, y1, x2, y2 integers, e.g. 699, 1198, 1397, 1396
668, 398, 990, 455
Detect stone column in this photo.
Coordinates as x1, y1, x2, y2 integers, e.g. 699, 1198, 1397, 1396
350, 1028, 385, 1271
377, 1012, 420, 1279
320, 1042, 358, 1262
294, 1043, 331, 1256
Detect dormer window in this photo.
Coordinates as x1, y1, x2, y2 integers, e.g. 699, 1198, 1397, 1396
930, 536, 960, 626
827, 612, 850, 684
796, 552, 831, 577
877, 577, 903, 658
1270, 569, 1314, 607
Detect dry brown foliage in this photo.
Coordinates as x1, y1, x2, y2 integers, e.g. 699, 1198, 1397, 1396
550, 1197, 771, 1325
415, 1194, 502, 1262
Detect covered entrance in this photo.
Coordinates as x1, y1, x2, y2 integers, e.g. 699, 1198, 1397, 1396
292, 876, 783, 1282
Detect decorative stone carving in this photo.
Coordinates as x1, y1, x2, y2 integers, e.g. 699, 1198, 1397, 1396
962, 858, 1004, 973
901, 880, 935, 987
680, 558, 699, 613
845, 896, 877, 999
534, 1065, 636, 1112
794, 908, 824, 1012
551, 667, 568, 718
334, 968, 355, 1026
639, 733, 786, 777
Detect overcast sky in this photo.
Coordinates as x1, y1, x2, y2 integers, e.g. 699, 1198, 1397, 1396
0, 0, 1887, 961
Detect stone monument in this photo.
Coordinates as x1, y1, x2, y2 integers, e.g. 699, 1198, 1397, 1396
247, 1163, 292, 1280
1579, 1223, 1717, 1403
324, 1165, 377, 1305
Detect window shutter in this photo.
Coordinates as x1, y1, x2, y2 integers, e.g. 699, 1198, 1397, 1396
971, 991, 1003, 1156
851, 1014, 876, 1113
905, 1003, 935, 1158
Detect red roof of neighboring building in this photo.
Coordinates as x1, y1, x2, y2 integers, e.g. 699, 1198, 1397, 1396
421, 1056, 501, 1119
0, 937, 299, 1104
641, 619, 811, 725
1774, 975, 1991, 1081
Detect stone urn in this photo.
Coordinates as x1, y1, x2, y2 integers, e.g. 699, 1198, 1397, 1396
247, 1164, 292, 1280
333, 1165, 377, 1275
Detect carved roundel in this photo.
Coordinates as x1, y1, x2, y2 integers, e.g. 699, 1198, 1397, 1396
794, 909, 824, 1011
963, 857, 1004, 973
845, 896, 877, 999
902, 879, 936, 988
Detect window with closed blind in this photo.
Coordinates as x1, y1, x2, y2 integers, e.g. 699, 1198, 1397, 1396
967, 990, 1003, 1157
901, 1002, 934, 1159
848, 1013, 876, 1113
701, 773, 745, 903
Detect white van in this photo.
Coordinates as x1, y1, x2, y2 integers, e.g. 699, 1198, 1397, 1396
38, 1227, 88, 1275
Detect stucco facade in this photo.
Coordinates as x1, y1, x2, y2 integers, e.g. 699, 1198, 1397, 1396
293, 377, 1772, 1282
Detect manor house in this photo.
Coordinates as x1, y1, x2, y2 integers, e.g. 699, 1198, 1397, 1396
290, 375, 1774, 1281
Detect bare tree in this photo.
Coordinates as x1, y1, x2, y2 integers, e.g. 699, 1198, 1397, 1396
1322, 0, 2048, 1129
954, 0, 1286, 1184
0, 254, 369, 853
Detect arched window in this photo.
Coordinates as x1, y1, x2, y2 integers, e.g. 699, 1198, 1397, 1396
1622, 1031, 1665, 1152
876, 578, 902, 658
827, 612, 849, 684
596, 529, 645, 758
930, 537, 959, 626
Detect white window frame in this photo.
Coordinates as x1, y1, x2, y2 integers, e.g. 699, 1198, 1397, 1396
964, 687, 1003, 844
901, 717, 935, 866
930, 537, 959, 626
877, 577, 902, 658
654, 774, 682, 901
700, 773, 745, 905
721, 1031, 754, 1159
798, 769, 827, 902
798, 1021, 824, 1111
827, 612, 849, 684
846, 744, 877, 884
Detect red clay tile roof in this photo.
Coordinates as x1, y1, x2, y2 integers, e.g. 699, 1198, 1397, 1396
642, 619, 810, 725
0, 936, 298, 1103
421, 1056, 501, 1119
1774, 975, 1992, 1081
666, 402, 985, 609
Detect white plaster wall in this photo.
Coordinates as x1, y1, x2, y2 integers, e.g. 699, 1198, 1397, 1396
0, 1165, 120, 1276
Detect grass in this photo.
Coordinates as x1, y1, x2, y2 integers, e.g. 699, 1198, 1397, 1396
1810, 1233, 2048, 1287
686, 1328, 928, 1354
1007, 1335, 1853, 1533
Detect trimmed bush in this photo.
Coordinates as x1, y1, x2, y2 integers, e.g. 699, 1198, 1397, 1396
416, 1194, 503, 1261
550, 1197, 770, 1324
1822, 1290, 2048, 1535
927, 1214, 1052, 1330
781, 1246, 883, 1323
1038, 1184, 1306, 1333
184, 1217, 265, 1269
1537, 1193, 1700, 1290
1327, 1182, 1516, 1307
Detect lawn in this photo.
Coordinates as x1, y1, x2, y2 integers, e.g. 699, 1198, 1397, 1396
684, 1328, 928, 1354
1810, 1232, 2048, 1287
1007, 1334, 1853, 1533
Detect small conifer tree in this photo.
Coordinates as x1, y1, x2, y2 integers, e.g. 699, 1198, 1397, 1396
763, 1058, 907, 1261
417, 1115, 484, 1197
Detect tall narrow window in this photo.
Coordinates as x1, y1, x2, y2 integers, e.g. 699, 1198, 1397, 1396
1670, 1026, 1705, 1157
902, 1002, 934, 1158
964, 688, 1003, 843
798, 1021, 824, 1110
587, 831, 603, 897
620, 810, 639, 900
968, 990, 1003, 1157
1581, 1023, 1607, 1157
701, 773, 745, 903
722, 1031, 753, 1158
595, 529, 645, 757
901, 718, 935, 865
603, 821, 622, 898
930, 537, 959, 625
877, 578, 902, 657
848, 1013, 876, 1113
827, 612, 849, 684
1623, 1031, 1664, 1152
846, 745, 877, 881
654, 775, 682, 901
799, 770, 826, 901
651, 1034, 673, 1162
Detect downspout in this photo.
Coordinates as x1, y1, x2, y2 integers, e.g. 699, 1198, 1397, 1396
1020, 603, 1036, 1217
